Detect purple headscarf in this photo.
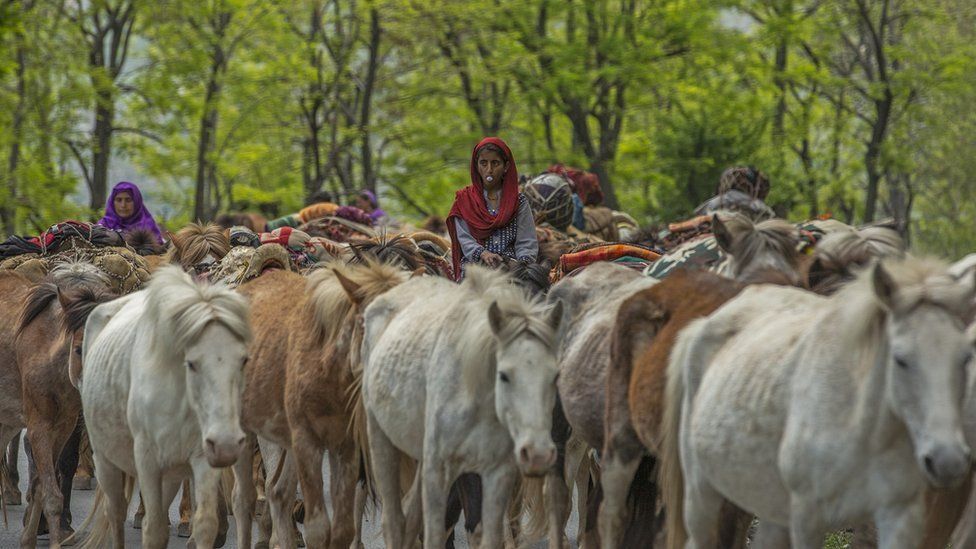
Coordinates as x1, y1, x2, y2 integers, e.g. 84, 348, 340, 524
359, 189, 387, 223
97, 182, 164, 244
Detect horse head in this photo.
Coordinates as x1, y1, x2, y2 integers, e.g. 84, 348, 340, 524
486, 297, 562, 476
712, 212, 802, 284
147, 266, 251, 468
872, 258, 975, 488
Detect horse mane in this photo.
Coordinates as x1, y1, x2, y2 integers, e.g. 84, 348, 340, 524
145, 265, 251, 358
18, 262, 110, 335
509, 261, 551, 296
834, 256, 973, 376
459, 266, 558, 395
720, 214, 800, 277
306, 259, 410, 345
124, 229, 166, 256
807, 227, 904, 293
349, 236, 427, 273
166, 222, 231, 269
60, 285, 117, 335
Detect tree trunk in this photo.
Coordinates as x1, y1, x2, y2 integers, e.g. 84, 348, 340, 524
863, 92, 892, 223
359, 9, 381, 192
194, 49, 224, 221
3, 44, 27, 234
91, 88, 115, 211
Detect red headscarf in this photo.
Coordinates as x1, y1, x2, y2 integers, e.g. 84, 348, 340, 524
447, 137, 521, 281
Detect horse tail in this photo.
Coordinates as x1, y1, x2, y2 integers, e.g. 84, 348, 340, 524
519, 475, 547, 543
67, 474, 136, 549
346, 372, 376, 508
221, 466, 236, 511
660, 318, 708, 549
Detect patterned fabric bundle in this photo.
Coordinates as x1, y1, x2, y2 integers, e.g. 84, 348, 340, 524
0, 221, 125, 259
298, 202, 340, 223
229, 226, 261, 248
524, 173, 575, 231
583, 206, 619, 241
550, 242, 662, 283
298, 216, 375, 243
259, 227, 311, 250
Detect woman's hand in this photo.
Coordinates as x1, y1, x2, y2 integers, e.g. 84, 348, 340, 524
480, 251, 503, 268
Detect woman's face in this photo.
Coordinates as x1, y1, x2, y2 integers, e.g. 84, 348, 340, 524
355, 196, 373, 212
114, 191, 135, 219
478, 149, 507, 188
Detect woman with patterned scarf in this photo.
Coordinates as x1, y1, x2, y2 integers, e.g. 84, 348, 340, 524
447, 137, 539, 281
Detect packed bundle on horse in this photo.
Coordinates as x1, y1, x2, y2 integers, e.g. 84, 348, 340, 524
298, 213, 375, 243
524, 173, 576, 231
552, 243, 662, 282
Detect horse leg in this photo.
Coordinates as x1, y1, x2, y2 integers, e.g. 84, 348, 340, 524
189, 458, 223, 549
292, 431, 330, 548
55, 418, 83, 536
93, 454, 127, 549
232, 436, 257, 549
751, 520, 790, 549
683, 473, 724, 549
422, 458, 452, 549
72, 419, 94, 491
178, 479, 192, 537
367, 411, 406, 548
2, 429, 22, 505
133, 492, 145, 529
597, 446, 642, 549
260, 441, 298, 549
328, 441, 359, 548
480, 465, 517, 549
353, 480, 366, 549
22, 419, 73, 548
872, 500, 926, 549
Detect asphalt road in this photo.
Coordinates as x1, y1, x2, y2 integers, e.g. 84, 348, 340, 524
0, 435, 577, 548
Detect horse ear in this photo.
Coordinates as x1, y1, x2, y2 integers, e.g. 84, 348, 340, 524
488, 301, 504, 336
548, 300, 563, 331
56, 287, 70, 311
410, 267, 426, 279
872, 261, 897, 310
712, 214, 734, 253
334, 269, 362, 304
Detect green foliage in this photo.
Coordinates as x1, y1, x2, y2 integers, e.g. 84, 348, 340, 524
0, 0, 975, 257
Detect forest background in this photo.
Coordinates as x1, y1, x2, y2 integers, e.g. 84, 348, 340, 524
1, 0, 974, 256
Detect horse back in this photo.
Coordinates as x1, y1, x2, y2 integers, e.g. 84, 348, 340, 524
621, 270, 745, 451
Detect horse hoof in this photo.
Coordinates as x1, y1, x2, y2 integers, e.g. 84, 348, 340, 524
58, 526, 76, 546
214, 530, 227, 548
72, 475, 95, 491
255, 498, 267, 518
177, 521, 192, 538
132, 514, 142, 529
296, 530, 306, 547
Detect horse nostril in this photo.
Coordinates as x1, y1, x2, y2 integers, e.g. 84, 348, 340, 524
206, 438, 216, 454
519, 446, 530, 464
925, 455, 936, 476
237, 437, 246, 447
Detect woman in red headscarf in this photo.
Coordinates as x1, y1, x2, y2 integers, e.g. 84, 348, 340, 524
447, 137, 538, 281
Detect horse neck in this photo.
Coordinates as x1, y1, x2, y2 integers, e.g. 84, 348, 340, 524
845, 312, 901, 447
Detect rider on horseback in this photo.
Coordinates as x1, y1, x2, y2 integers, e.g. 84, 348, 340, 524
447, 137, 538, 281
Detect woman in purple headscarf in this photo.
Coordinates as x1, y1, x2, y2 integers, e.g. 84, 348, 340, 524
354, 189, 388, 224
97, 181, 164, 244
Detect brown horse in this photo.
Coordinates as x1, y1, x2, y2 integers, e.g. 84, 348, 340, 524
233, 260, 412, 548
601, 226, 905, 549
14, 263, 116, 548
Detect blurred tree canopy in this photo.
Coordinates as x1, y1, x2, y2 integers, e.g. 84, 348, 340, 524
1, 0, 974, 254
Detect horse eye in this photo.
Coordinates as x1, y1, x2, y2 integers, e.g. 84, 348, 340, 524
895, 357, 909, 369
186, 361, 197, 372
499, 372, 510, 383
74, 346, 82, 356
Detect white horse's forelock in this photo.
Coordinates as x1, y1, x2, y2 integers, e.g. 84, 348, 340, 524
459, 266, 558, 395
145, 265, 251, 360
831, 256, 974, 378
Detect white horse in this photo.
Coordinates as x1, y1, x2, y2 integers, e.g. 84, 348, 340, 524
73, 265, 250, 549
662, 256, 976, 549
361, 265, 562, 549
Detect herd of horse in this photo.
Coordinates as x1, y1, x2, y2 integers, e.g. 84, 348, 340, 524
0, 211, 975, 549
